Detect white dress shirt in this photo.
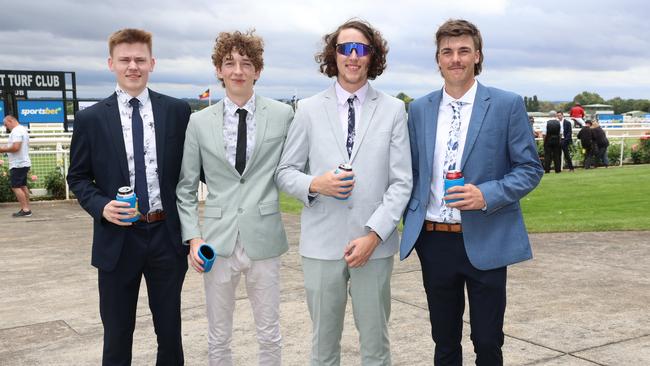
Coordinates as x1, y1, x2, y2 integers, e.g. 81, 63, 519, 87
425, 80, 478, 223
115, 86, 162, 211
223, 94, 256, 169
335, 81, 369, 141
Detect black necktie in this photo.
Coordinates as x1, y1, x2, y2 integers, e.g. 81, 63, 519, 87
346, 95, 356, 157
129, 98, 150, 214
235, 108, 248, 175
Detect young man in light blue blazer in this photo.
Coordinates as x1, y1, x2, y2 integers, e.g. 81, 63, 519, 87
276, 19, 412, 366
400, 19, 543, 365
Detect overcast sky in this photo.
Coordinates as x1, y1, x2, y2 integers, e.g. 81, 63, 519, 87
2, 0, 649, 102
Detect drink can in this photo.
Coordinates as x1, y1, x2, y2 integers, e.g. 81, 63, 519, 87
116, 186, 139, 222
334, 163, 353, 200
443, 170, 464, 203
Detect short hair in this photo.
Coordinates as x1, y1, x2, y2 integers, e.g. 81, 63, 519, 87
211, 30, 264, 87
435, 19, 484, 76
315, 19, 388, 80
3, 115, 18, 124
108, 28, 153, 56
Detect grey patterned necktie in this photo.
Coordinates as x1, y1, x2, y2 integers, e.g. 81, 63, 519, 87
440, 100, 463, 222
346, 95, 356, 157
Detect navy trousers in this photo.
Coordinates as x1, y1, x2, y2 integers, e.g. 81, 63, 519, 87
98, 221, 187, 366
415, 230, 507, 366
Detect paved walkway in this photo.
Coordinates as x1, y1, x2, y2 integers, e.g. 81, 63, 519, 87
0, 201, 648, 365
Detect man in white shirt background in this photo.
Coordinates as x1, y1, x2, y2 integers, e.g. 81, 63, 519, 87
1, 114, 32, 217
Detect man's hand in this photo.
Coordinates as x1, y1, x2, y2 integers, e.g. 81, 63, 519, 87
188, 238, 206, 273
309, 170, 355, 199
444, 183, 486, 210
102, 200, 137, 226
344, 232, 381, 268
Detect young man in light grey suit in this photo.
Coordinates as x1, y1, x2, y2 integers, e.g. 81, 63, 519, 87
276, 19, 412, 366
400, 19, 543, 365
176, 30, 293, 366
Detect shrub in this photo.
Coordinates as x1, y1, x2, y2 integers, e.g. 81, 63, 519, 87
631, 136, 650, 164
0, 159, 33, 202
45, 167, 66, 199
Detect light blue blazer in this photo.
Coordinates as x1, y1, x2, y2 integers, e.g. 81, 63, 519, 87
400, 82, 543, 270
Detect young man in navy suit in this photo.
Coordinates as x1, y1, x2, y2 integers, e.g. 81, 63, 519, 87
400, 19, 543, 365
67, 28, 191, 365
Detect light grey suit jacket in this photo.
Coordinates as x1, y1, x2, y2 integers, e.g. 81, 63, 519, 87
176, 96, 294, 260
275, 84, 412, 260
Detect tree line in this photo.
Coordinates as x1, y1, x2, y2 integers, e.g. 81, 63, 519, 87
524, 91, 650, 114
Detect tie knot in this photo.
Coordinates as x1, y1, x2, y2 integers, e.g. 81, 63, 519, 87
236, 108, 248, 118
129, 98, 140, 109
347, 95, 356, 107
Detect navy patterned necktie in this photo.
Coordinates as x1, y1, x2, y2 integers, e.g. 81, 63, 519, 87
346, 95, 356, 157
440, 100, 463, 222
235, 108, 248, 175
129, 97, 150, 215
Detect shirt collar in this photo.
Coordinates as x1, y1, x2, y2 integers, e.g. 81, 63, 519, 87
335, 81, 369, 106
115, 85, 150, 107
442, 80, 478, 107
224, 93, 256, 117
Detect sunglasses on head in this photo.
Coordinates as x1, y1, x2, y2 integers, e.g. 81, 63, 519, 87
335, 42, 373, 57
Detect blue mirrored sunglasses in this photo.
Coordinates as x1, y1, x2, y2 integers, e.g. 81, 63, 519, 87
335, 42, 373, 57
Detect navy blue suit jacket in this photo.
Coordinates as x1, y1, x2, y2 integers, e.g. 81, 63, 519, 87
400, 82, 543, 270
67, 90, 191, 271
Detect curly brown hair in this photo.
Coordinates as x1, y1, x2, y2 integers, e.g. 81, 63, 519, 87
435, 19, 483, 76
212, 30, 264, 87
315, 19, 388, 80
108, 28, 152, 56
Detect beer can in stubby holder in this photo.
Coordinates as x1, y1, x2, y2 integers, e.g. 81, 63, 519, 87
334, 163, 353, 200
443, 170, 464, 203
116, 186, 139, 223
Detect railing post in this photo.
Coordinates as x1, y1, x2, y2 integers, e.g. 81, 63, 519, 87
619, 133, 626, 167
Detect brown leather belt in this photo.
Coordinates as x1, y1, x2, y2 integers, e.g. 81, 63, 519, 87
138, 210, 166, 223
424, 220, 462, 233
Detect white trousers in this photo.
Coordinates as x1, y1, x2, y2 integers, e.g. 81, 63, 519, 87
204, 239, 282, 366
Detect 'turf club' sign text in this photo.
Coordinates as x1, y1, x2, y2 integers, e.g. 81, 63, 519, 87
0, 70, 65, 91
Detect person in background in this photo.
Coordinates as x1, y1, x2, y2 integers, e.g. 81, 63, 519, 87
577, 120, 595, 169
569, 102, 586, 127
1, 115, 32, 217
591, 121, 609, 167
543, 116, 562, 173
557, 111, 575, 172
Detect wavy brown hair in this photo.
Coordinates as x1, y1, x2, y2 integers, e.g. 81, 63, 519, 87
435, 19, 484, 76
108, 28, 152, 56
315, 19, 388, 79
212, 30, 264, 87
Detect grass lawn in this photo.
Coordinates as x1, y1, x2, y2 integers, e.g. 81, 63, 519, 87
280, 165, 650, 233
521, 164, 650, 232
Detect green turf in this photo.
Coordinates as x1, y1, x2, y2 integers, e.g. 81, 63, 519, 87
521, 165, 650, 232
280, 165, 650, 232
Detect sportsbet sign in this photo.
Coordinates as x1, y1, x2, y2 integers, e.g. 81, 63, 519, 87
17, 100, 65, 123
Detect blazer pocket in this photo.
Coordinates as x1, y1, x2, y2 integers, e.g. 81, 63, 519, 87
408, 198, 420, 211
204, 206, 222, 218
258, 201, 279, 216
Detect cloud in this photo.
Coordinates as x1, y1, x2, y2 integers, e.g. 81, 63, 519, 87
1, 0, 649, 100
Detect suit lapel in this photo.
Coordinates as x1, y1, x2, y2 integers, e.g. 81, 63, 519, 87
208, 101, 237, 175
425, 90, 443, 174
246, 95, 268, 176
105, 93, 129, 184
460, 82, 490, 170
350, 85, 378, 163
323, 85, 348, 162
150, 89, 167, 182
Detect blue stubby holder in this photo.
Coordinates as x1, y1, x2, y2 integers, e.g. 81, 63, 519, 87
115, 190, 139, 223
334, 167, 354, 200
443, 176, 465, 203
198, 244, 216, 272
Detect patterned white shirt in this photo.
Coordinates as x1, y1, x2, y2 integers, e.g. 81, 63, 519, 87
223, 94, 256, 170
425, 80, 477, 223
115, 86, 162, 211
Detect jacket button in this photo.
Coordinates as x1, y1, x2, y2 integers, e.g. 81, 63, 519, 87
240, 178, 245, 184
238, 208, 243, 214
